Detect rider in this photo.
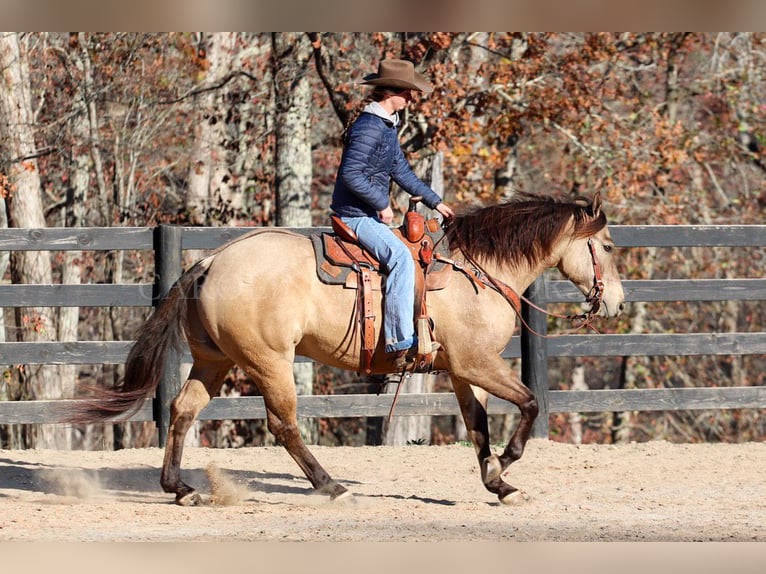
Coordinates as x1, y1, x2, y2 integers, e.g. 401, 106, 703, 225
330, 58, 455, 364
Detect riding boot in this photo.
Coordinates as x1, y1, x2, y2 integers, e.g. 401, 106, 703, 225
388, 340, 441, 370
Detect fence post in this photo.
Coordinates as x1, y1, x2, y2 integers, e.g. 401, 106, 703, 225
153, 224, 183, 447
521, 276, 549, 438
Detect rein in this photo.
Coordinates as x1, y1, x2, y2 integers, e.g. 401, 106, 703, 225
435, 237, 606, 338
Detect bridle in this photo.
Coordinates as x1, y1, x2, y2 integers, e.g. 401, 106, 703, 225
582, 237, 605, 319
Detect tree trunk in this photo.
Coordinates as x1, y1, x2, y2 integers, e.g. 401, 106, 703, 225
0, 170, 19, 448
0, 33, 69, 449
61, 33, 113, 451
569, 363, 587, 445
183, 33, 240, 447
60, 33, 123, 450
186, 32, 239, 225
57, 126, 86, 451
272, 32, 316, 444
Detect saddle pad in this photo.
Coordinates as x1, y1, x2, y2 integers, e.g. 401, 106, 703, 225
311, 225, 452, 291
311, 233, 382, 289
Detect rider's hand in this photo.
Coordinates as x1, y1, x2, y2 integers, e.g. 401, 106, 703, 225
378, 205, 395, 225
436, 202, 455, 220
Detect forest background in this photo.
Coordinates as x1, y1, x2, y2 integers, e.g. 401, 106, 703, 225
0, 32, 764, 450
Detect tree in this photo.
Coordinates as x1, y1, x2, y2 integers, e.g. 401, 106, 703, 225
272, 32, 317, 443
186, 33, 238, 225
0, 32, 70, 449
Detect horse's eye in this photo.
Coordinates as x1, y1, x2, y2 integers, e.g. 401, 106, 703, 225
603, 244, 613, 253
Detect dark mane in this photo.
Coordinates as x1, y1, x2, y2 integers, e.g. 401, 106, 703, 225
445, 193, 607, 268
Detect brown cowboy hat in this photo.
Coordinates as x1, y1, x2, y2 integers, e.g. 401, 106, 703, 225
361, 59, 434, 93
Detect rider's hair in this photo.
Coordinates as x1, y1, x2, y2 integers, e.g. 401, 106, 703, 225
341, 87, 399, 145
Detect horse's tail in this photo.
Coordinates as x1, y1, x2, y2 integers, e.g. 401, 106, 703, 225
62, 257, 213, 424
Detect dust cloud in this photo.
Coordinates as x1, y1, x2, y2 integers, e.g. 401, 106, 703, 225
42, 468, 108, 501
205, 463, 250, 506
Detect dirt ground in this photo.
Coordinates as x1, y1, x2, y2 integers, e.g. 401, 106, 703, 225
0, 439, 764, 542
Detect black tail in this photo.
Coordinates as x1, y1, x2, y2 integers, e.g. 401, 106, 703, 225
62, 261, 210, 424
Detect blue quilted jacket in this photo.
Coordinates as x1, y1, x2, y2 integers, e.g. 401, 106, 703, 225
330, 111, 442, 218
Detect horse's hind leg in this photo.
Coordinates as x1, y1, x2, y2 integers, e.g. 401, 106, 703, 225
265, 407, 349, 499
160, 359, 232, 506
246, 360, 349, 500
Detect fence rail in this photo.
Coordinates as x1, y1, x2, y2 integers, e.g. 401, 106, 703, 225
1, 225, 765, 442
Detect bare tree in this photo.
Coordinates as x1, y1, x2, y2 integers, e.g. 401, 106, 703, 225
272, 32, 316, 443
56, 33, 91, 449
186, 33, 239, 225
0, 165, 18, 447
0, 33, 70, 448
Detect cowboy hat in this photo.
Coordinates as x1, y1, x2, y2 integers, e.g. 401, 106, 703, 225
361, 59, 434, 93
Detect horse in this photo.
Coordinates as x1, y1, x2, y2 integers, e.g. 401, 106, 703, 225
67, 191, 625, 505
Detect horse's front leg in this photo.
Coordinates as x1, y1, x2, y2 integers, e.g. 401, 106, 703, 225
494, 372, 539, 477
451, 359, 538, 505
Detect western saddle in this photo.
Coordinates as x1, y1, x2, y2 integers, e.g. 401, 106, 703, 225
311, 197, 452, 375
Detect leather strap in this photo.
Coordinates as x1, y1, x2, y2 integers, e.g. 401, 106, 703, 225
360, 267, 376, 374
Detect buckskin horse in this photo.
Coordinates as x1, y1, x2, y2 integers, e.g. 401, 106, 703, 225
67, 191, 625, 505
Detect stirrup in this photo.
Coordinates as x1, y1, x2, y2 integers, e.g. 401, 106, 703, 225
416, 317, 434, 355
389, 341, 441, 370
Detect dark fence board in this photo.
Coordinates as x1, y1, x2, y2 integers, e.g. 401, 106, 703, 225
0, 341, 133, 364
548, 387, 766, 412
542, 332, 766, 357
2, 387, 763, 425
180, 227, 254, 250
180, 226, 321, 250
0, 228, 154, 251
0, 398, 153, 424
198, 394, 463, 420
196, 387, 766, 419
3, 278, 762, 309
3, 225, 764, 251
1, 333, 763, 365
184, 225, 766, 249
546, 278, 766, 303
0, 284, 154, 307
610, 225, 766, 247
3, 278, 763, 309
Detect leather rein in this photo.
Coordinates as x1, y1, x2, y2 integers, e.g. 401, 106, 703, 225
434, 237, 606, 337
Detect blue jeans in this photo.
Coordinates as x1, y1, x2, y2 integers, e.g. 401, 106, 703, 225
341, 216, 415, 352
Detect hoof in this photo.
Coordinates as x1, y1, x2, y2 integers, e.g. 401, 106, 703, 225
482, 454, 502, 484
319, 481, 350, 501
331, 489, 354, 503
499, 489, 527, 506
176, 491, 204, 506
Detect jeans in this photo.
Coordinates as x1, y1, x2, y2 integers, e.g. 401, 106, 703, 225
341, 216, 415, 352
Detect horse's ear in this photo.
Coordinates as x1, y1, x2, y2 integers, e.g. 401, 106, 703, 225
592, 191, 602, 217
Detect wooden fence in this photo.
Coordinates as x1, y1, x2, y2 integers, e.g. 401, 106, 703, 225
0, 224, 765, 443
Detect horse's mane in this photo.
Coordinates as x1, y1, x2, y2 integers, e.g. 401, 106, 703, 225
445, 193, 607, 269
